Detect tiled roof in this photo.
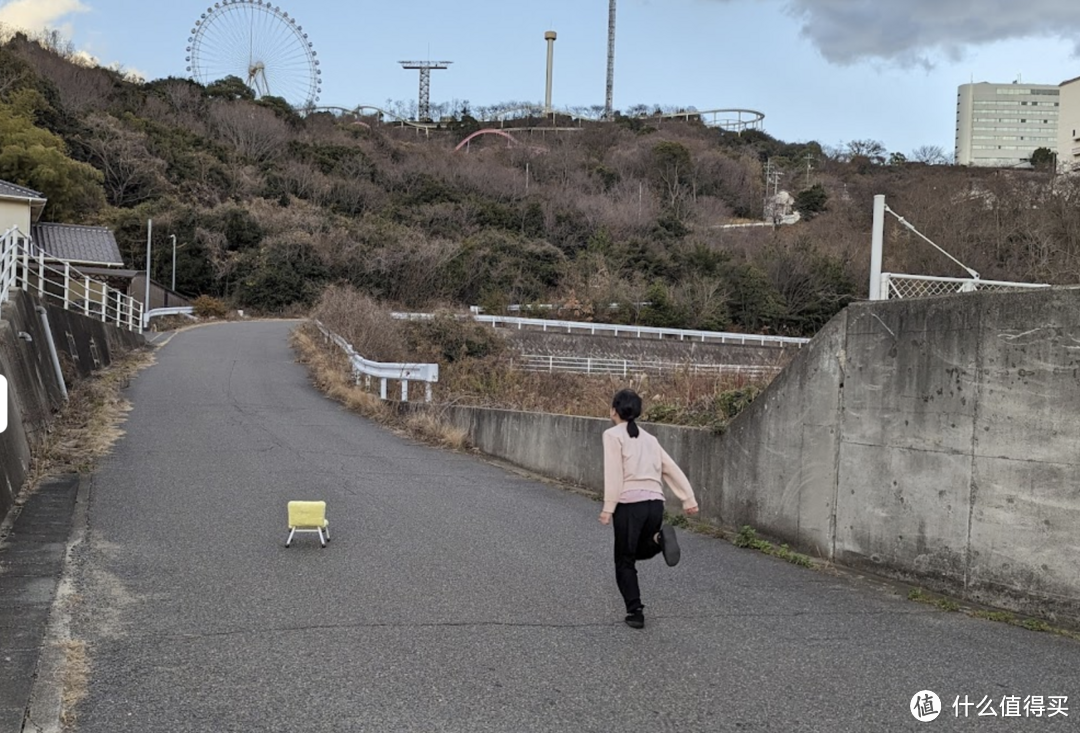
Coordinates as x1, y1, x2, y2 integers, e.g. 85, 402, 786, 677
30, 223, 124, 266
0, 179, 45, 200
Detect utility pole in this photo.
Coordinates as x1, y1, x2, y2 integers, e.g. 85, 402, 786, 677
170, 234, 177, 292
144, 220, 152, 327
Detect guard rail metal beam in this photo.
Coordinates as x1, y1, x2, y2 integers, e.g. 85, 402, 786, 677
513, 354, 783, 379
313, 320, 438, 402
391, 312, 809, 348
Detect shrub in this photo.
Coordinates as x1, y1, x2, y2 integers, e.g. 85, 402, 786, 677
192, 295, 229, 319
716, 386, 761, 420
406, 311, 506, 363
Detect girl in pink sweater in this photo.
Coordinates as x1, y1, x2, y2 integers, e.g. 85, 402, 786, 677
600, 389, 699, 629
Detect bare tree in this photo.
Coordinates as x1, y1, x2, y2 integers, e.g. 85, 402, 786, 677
79, 115, 170, 207
209, 100, 294, 163
911, 145, 950, 165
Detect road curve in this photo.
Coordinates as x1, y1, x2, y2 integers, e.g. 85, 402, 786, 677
66, 321, 1076, 732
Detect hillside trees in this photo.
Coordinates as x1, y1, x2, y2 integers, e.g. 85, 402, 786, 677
0, 90, 105, 220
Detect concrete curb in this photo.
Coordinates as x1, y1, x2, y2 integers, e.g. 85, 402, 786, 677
20, 474, 90, 733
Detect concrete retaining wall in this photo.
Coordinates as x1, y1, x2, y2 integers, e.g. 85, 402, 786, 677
0, 289, 142, 521
437, 289, 1080, 622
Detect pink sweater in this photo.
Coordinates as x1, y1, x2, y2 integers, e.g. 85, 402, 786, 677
602, 422, 698, 514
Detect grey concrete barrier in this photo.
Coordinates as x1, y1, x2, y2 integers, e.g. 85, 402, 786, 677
423, 288, 1080, 623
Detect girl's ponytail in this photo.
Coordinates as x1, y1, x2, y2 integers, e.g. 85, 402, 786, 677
612, 389, 643, 438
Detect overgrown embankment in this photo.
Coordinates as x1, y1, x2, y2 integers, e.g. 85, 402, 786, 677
0, 290, 145, 521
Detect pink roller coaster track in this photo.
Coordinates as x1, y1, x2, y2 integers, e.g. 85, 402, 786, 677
454, 128, 523, 152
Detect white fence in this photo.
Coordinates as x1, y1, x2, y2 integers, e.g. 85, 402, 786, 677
1, 226, 143, 332
870, 195, 1051, 301
313, 320, 439, 402
513, 355, 783, 379
881, 273, 1051, 300
392, 312, 809, 348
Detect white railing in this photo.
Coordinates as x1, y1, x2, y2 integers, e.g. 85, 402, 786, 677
1, 226, 143, 332
513, 354, 783, 379
313, 320, 439, 402
870, 195, 1051, 301
392, 312, 809, 348
881, 273, 1052, 300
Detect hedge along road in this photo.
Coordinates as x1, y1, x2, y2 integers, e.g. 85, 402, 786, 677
55, 321, 1076, 733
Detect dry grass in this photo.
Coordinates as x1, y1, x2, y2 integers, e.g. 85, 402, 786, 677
308, 285, 778, 430
404, 412, 470, 450
24, 347, 156, 492
59, 639, 89, 728
291, 326, 470, 449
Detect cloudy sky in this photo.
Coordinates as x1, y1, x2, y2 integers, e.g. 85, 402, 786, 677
3, 0, 1080, 157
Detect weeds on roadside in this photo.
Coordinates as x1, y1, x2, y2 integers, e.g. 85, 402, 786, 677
310, 285, 777, 428
291, 325, 470, 451
908, 590, 1080, 641
732, 525, 814, 568
23, 348, 154, 492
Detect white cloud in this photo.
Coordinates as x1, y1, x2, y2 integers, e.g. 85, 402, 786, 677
709, 0, 1080, 67
0, 0, 88, 36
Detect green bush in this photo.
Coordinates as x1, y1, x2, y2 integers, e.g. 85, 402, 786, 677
716, 386, 761, 420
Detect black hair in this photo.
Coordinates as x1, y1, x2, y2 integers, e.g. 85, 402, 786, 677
612, 389, 642, 438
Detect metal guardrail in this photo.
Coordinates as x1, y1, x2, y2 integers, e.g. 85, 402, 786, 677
391, 312, 809, 348
143, 306, 195, 327
513, 354, 783, 379
1, 226, 143, 332
313, 320, 438, 402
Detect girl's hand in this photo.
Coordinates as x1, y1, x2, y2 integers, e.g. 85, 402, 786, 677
686, 506, 700, 517
599, 511, 612, 525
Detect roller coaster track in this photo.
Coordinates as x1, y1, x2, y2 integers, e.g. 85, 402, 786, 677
306, 105, 765, 134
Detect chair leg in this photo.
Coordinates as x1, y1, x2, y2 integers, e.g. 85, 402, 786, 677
286, 527, 296, 547
324, 524, 330, 543
317, 527, 326, 547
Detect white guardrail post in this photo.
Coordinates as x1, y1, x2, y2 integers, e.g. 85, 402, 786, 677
314, 321, 439, 403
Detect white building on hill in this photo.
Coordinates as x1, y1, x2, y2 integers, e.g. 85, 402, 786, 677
955, 82, 1060, 167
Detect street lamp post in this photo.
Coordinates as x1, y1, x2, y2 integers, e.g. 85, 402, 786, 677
144, 220, 152, 323
170, 234, 177, 292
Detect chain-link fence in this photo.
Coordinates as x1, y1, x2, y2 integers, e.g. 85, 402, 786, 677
882, 274, 1051, 300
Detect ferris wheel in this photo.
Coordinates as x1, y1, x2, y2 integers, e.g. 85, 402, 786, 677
186, 0, 322, 108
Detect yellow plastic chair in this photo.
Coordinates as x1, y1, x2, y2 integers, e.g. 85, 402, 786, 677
286, 501, 330, 548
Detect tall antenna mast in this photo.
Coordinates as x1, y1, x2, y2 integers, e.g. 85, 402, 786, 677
605, 0, 616, 119
399, 60, 453, 121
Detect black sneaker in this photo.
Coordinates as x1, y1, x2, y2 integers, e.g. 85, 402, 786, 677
624, 612, 645, 629
660, 525, 681, 567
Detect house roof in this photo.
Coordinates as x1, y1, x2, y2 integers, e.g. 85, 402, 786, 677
0, 179, 45, 201
30, 223, 125, 266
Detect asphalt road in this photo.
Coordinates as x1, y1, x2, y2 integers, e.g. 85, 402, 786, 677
63, 321, 1078, 732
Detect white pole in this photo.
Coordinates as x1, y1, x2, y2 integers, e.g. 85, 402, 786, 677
170, 234, 177, 293
869, 195, 886, 301
144, 219, 152, 324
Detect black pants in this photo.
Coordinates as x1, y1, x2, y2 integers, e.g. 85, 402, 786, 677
612, 500, 664, 613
